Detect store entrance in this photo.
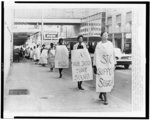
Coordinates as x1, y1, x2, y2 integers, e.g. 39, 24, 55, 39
115, 38, 122, 50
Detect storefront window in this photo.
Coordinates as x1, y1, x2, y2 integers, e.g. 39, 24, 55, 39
115, 38, 122, 49
114, 33, 122, 50
124, 38, 131, 54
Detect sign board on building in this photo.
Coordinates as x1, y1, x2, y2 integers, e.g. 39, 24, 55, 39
44, 31, 58, 40
126, 33, 132, 39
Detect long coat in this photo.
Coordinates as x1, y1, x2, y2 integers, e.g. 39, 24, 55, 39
40, 48, 48, 64
55, 45, 69, 68
93, 41, 116, 92
47, 48, 55, 66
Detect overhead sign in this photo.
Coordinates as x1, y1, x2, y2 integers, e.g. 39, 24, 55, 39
71, 49, 93, 82
44, 31, 58, 40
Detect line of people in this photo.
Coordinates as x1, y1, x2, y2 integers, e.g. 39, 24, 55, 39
25, 31, 115, 105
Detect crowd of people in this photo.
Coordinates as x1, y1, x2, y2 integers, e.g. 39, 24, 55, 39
15, 31, 116, 105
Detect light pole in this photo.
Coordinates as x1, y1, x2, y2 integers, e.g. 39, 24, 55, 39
41, 9, 44, 45
87, 16, 90, 45
66, 26, 67, 38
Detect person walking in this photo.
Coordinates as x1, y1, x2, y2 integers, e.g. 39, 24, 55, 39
93, 31, 116, 105
25, 47, 30, 59
29, 48, 33, 60
73, 35, 86, 90
55, 38, 69, 78
32, 46, 37, 62
14, 48, 20, 62
35, 44, 41, 64
40, 44, 48, 66
19, 47, 24, 60
47, 43, 55, 71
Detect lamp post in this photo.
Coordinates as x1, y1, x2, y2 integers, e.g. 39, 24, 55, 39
87, 16, 90, 43
66, 26, 67, 38
41, 8, 44, 45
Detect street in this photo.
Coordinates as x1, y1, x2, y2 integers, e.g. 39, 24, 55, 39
4, 59, 131, 117
64, 64, 132, 103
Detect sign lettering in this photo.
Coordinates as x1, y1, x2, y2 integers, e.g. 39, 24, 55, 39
72, 49, 93, 82
95, 42, 114, 92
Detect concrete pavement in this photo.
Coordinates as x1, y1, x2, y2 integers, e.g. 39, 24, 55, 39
64, 63, 132, 103
4, 59, 131, 117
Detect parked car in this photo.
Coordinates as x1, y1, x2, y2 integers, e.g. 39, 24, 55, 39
114, 48, 132, 69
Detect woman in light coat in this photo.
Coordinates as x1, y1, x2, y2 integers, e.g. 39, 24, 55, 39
47, 43, 55, 71
55, 38, 69, 78
93, 31, 116, 105
40, 44, 48, 66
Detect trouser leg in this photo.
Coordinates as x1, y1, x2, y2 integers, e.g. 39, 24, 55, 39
103, 92, 108, 105
78, 82, 80, 89
59, 68, 63, 78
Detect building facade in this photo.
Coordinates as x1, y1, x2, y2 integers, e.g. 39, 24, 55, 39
106, 8, 132, 53
80, 12, 106, 37
14, 8, 132, 53
79, 8, 132, 53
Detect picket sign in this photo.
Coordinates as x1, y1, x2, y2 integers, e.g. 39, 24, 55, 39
71, 49, 93, 82
95, 41, 115, 92
55, 45, 69, 68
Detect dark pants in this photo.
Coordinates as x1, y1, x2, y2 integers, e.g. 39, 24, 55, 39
99, 92, 107, 103
17, 55, 20, 62
78, 81, 83, 89
36, 59, 39, 62
59, 68, 63, 78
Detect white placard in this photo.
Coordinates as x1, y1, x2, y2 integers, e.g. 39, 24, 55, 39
71, 49, 93, 82
95, 42, 115, 92
55, 45, 69, 68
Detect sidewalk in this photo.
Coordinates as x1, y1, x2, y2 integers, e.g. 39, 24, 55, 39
4, 60, 131, 117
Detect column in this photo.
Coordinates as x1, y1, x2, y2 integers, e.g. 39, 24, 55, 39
122, 32, 124, 52
112, 33, 115, 46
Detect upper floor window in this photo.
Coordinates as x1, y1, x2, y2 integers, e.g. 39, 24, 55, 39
107, 17, 112, 25
126, 12, 132, 32
116, 14, 121, 24
107, 16, 112, 33
116, 14, 121, 32
126, 12, 132, 23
